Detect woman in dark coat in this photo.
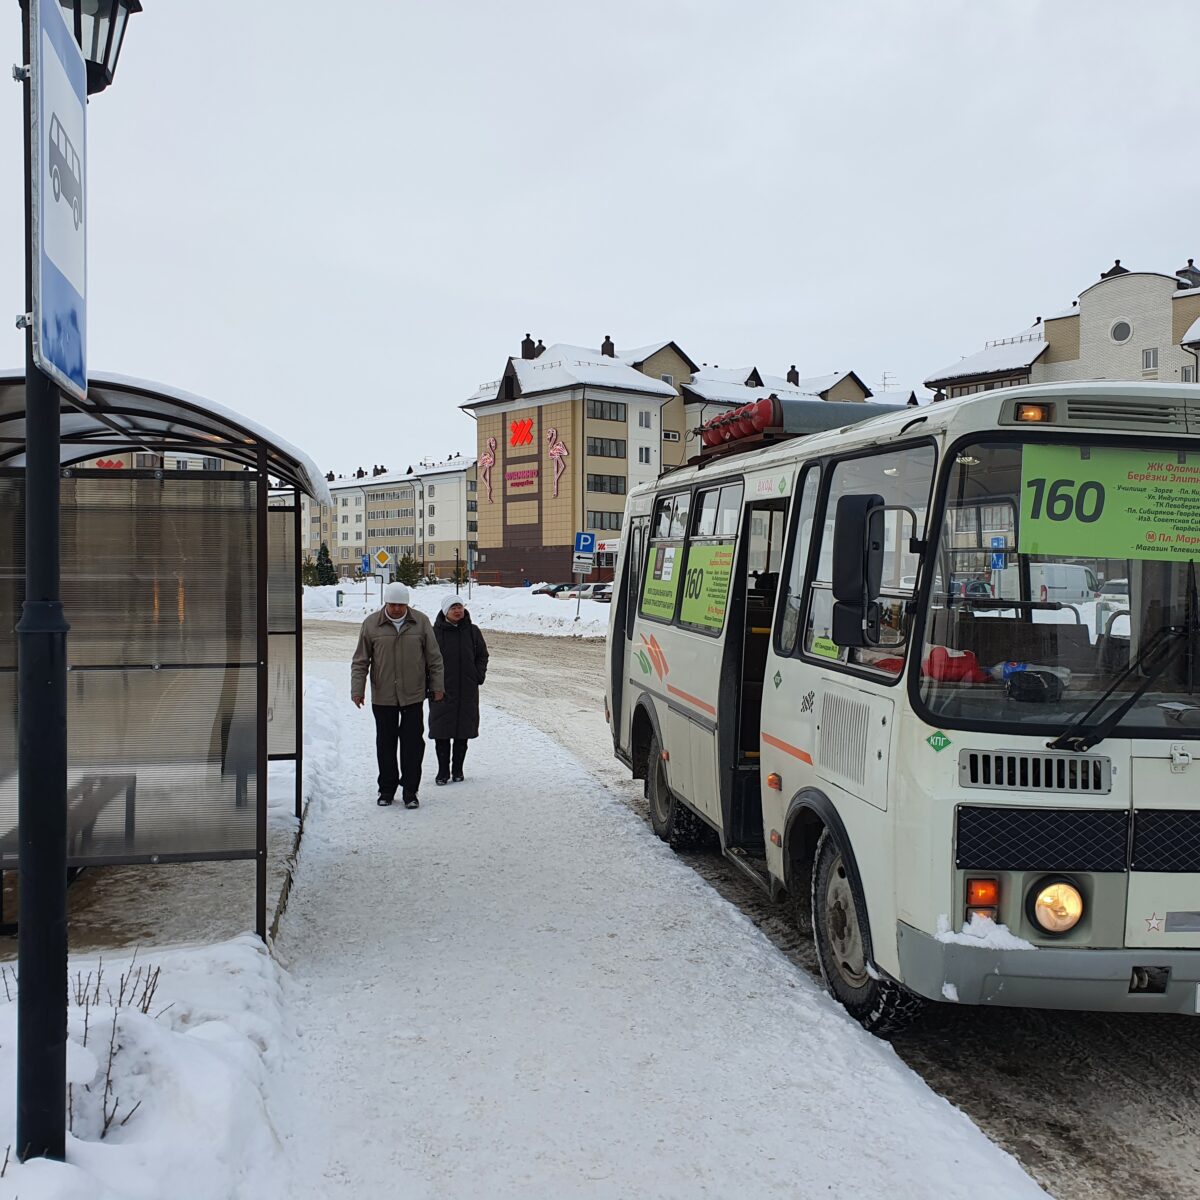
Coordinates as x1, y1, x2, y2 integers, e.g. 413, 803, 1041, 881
429, 596, 489, 784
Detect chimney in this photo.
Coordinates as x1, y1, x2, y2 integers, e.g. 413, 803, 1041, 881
324, 470, 335, 482
1100, 258, 1129, 279
786, 364, 800, 386
1178, 258, 1200, 289
601, 335, 615, 358
534, 339, 545, 357
520, 333, 536, 360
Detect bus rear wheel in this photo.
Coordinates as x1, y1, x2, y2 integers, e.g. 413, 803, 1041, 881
811, 828, 925, 1036
646, 732, 707, 850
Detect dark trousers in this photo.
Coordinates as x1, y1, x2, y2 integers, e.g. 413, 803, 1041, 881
435, 739, 468, 777
373, 703, 425, 799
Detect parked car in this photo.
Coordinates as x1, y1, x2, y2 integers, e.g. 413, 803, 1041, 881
563, 583, 597, 599
1099, 578, 1129, 597
591, 583, 612, 603
532, 582, 572, 596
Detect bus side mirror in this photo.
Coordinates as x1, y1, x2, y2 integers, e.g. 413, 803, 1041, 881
832, 493, 885, 647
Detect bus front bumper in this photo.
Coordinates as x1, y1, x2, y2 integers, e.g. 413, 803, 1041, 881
896, 921, 1200, 1015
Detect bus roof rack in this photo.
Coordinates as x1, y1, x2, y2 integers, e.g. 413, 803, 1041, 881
688, 395, 906, 466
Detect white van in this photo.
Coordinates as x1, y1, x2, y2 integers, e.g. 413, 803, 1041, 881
991, 562, 1099, 605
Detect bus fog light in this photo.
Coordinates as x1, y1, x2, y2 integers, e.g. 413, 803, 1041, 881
1028, 878, 1084, 934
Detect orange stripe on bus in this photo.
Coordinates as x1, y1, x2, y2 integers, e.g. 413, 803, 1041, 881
762, 732, 813, 765
666, 684, 716, 716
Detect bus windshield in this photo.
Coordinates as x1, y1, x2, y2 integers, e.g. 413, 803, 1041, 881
916, 438, 1200, 737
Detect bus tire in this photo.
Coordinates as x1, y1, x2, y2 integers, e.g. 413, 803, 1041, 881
646, 732, 705, 850
811, 827, 925, 1036
52, 167, 60, 201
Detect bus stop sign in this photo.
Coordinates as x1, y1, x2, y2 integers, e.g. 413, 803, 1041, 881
30, 0, 88, 402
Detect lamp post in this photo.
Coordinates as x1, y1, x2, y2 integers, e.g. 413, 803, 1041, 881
16, 0, 139, 1162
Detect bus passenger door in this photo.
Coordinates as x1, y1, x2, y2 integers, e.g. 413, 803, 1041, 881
610, 517, 647, 755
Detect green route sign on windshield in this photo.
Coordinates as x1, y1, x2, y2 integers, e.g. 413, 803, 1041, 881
1019, 444, 1200, 560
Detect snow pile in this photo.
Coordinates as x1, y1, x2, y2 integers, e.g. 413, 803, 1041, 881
0, 937, 286, 1200
302, 582, 610, 638
936, 913, 1036, 950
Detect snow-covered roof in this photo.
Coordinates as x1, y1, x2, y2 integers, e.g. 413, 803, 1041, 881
467, 343, 677, 406
328, 458, 476, 493
1046, 304, 1079, 320
0, 369, 331, 505
1182, 316, 1200, 346
683, 368, 864, 407
924, 328, 1048, 387
616, 341, 671, 365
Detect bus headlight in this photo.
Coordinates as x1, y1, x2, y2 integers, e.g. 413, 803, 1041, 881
1027, 877, 1084, 935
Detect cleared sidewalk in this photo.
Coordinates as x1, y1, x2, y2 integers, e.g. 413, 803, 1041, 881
269, 661, 1045, 1199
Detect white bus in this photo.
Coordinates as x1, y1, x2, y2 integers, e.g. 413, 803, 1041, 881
605, 382, 1200, 1033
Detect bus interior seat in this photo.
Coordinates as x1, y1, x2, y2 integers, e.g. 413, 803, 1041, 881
947, 612, 1095, 672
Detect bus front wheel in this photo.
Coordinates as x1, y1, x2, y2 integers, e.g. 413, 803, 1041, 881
51, 167, 60, 201
811, 828, 924, 1035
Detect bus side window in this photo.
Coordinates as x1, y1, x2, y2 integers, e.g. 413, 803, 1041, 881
777, 466, 821, 656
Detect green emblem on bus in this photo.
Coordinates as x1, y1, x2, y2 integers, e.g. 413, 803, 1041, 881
636, 650, 652, 675
778, 476, 787, 494
773, 670, 782, 689
926, 731, 952, 752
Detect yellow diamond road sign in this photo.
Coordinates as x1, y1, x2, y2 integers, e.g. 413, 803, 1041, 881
373, 549, 391, 568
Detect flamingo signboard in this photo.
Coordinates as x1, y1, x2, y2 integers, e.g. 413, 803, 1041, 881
30, 0, 88, 401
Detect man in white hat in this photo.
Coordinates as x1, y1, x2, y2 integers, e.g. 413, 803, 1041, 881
351, 582, 444, 808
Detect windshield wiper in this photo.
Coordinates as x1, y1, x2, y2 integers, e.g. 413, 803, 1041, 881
1047, 624, 1186, 753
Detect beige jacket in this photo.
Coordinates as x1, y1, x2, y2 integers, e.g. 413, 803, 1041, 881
351, 607, 445, 707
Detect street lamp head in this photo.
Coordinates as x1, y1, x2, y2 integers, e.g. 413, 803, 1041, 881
59, 0, 142, 96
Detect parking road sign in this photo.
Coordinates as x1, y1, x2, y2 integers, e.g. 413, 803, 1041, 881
572, 553, 594, 574
574, 531, 596, 555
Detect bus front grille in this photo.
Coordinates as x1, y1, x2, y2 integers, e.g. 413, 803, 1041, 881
959, 749, 1112, 794
956, 805, 1129, 872
1131, 810, 1200, 873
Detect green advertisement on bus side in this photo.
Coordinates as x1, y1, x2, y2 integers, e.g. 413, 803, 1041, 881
641, 544, 681, 619
1019, 444, 1200, 561
678, 541, 735, 631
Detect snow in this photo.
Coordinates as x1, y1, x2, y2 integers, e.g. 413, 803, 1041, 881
942, 982, 960, 1002
0, 667, 1048, 1197
1181, 315, 1200, 346
303, 582, 610, 637
924, 330, 1049, 387
936, 914, 1036, 951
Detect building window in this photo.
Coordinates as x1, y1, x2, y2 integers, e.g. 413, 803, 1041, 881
202, 456, 221, 471
428, 505, 435, 516
587, 436, 626, 457
429, 545, 436, 557
134, 452, 162, 468
341, 515, 348, 524
340, 497, 348, 507
638, 411, 651, 428
355, 514, 362, 523
587, 510, 623, 531
467, 500, 477, 512
175, 461, 188, 470
1111, 320, 1133, 344
428, 486, 435, 497
586, 399, 626, 422
660, 374, 674, 387
428, 525, 435, 535
662, 430, 680, 443
468, 480, 477, 493
1184, 365, 1196, 383
467, 520, 477, 533
1142, 348, 1159, 373
638, 447, 651, 464
587, 473, 626, 494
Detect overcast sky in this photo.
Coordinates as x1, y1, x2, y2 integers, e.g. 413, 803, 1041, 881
2, 0, 1196, 475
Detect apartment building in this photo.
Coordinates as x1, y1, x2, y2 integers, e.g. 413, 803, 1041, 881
925, 257, 1200, 398
462, 335, 699, 583
300, 457, 477, 579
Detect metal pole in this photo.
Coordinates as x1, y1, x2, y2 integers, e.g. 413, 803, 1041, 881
255, 446, 268, 941
293, 489, 303, 824
16, 0, 68, 1160
455, 547, 460, 595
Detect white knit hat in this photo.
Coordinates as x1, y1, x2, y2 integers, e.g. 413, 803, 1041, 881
441, 594, 464, 616
383, 582, 410, 605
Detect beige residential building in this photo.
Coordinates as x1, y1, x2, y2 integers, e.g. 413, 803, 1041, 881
462, 336, 698, 583
925, 257, 1200, 398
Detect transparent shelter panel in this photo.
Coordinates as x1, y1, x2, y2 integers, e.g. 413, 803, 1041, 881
268, 632, 297, 757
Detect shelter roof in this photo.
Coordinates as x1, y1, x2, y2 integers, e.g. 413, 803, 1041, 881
0, 370, 331, 505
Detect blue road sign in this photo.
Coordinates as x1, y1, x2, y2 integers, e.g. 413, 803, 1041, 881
574, 531, 596, 555
990, 535, 1006, 572
31, 0, 87, 401
361, 553, 370, 575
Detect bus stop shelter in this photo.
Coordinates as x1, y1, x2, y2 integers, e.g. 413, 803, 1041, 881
0, 371, 330, 937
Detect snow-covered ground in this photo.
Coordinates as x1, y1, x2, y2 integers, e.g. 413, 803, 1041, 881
0, 661, 1048, 1198
304, 581, 610, 637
